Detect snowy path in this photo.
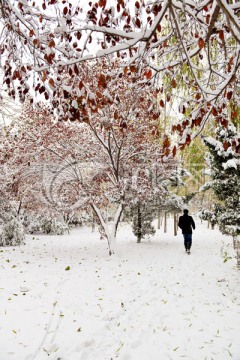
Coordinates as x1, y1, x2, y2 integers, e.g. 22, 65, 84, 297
0, 220, 240, 360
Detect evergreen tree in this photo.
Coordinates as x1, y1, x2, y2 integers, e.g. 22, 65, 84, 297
130, 201, 156, 243
202, 122, 240, 238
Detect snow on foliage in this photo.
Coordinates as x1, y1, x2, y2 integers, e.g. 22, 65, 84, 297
1, 89, 180, 254
25, 215, 69, 235
0, 216, 25, 246
0, 1, 239, 149
202, 122, 240, 238
222, 158, 240, 170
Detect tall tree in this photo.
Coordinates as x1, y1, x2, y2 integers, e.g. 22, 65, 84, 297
2, 73, 179, 253
202, 121, 240, 238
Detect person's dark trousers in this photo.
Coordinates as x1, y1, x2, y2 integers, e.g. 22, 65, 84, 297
183, 233, 192, 251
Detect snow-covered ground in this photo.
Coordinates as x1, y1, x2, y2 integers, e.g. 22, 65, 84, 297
0, 219, 240, 360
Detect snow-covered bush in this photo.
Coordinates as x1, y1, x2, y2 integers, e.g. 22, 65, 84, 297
200, 210, 218, 229
218, 211, 240, 238
0, 217, 25, 246
65, 213, 83, 227
25, 214, 69, 235
41, 218, 69, 235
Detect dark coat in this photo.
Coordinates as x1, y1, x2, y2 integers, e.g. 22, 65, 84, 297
178, 214, 195, 234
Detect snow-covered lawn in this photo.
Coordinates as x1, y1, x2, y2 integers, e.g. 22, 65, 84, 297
0, 219, 240, 360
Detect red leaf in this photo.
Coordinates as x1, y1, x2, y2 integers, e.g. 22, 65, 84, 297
98, 74, 107, 88
39, 86, 45, 94
219, 30, 224, 41
164, 148, 170, 156
99, 0, 106, 7
172, 146, 177, 157
176, 124, 182, 132
130, 65, 137, 73
198, 37, 205, 49
221, 119, 228, 128
79, 81, 84, 90
135, 1, 140, 9
144, 69, 152, 79
63, 6, 68, 15
211, 107, 218, 116
12, 70, 21, 80
42, 71, 47, 82
171, 79, 177, 88
74, 64, 79, 75
153, 4, 159, 16
135, 17, 141, 28
160, 99, 165, 108
223, 141, 229, 150
48, 78, 55, 90
48, 39, 55, 47
163, 136, 170, 148
186, 134, 191, 145
228, 56, 234, 72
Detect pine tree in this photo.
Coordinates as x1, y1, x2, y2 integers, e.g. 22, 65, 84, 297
202, 122, 240, 238
130, 201, 156, 243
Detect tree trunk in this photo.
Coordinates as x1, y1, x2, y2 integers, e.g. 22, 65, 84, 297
174, 212, 178, 236
157, 211, 161, 229
91, 202, 123, 255
137, 202, 142, 243
17, 200, 22, 216
91, 211, 95, 232
233, 236, 236, 250
164, 211, 167, 233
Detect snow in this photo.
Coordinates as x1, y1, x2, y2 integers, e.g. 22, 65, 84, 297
223, 159, 239, 170
204, 136, 223, 151
0, 219, 240, 360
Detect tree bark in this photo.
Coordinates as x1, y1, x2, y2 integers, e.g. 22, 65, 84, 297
157, 211, 161, 229
137, 202, 142, 243
91, 202, 123, 255
92, 211, 95, 232
174, 212, 178, 236
164, 211, 167, 233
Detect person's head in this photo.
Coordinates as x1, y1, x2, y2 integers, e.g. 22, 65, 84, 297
183, 209, 189, 215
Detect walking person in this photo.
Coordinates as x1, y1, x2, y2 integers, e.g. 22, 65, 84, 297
178, 209, 196, 254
